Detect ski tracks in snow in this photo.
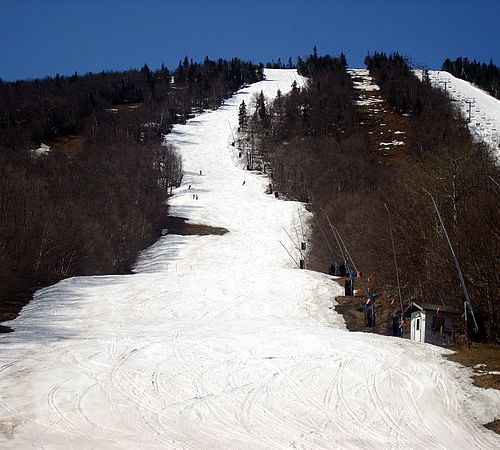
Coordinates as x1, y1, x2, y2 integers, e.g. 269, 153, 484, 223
1, 69, 499, 448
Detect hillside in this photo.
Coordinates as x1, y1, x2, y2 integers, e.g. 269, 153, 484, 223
1, 69, 499, 448
416, 70, 500, 156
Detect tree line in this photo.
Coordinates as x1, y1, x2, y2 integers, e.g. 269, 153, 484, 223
442, 57, 500, 99
0, 57, 263, 320
245, 50, 499, 343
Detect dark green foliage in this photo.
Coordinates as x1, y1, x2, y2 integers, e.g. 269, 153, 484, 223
256, 91, 268, 125
238, 100, 248, 131
443, 57, 500, 99
297, 48, 348, 77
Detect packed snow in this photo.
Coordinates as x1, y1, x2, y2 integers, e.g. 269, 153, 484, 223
1, 69, 499, 449
416, 70, 500, 157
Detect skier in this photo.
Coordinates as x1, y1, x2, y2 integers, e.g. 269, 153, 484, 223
242, 180, 246, 186
195, 194, 198, 200
199, 170, 203, 175
188, 184, 191, 190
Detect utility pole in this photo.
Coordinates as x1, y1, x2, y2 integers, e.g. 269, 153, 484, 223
464, 99, 475, 123
423, 189, 479, 345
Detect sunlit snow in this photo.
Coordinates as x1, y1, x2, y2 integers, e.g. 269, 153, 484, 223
0, 69, 499, 449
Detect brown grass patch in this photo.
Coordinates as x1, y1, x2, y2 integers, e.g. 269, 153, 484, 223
447, 343, 500, 391
48, 134, 86, 156
446, 343, 500, 434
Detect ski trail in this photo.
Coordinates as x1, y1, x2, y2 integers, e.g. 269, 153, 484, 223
0, 69, 499, 449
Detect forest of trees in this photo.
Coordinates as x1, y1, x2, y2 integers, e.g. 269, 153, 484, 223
2, 49, 499, 343
246, 50, 499, 343
442, 57, 500, 99
0, 57, 263, 321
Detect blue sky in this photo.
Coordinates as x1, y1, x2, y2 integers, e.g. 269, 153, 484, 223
1, 0, 498, 81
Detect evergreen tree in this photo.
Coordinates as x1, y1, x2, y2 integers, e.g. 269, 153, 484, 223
256, 91, 268, 127
238, 100, 248, 130
339, 52, 347, 68
256, 64, 264, 80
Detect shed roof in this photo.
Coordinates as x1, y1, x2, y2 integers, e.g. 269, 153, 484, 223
404, 301, 460, 317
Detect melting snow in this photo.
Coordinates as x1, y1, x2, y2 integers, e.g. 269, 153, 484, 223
0, 69, 498, 449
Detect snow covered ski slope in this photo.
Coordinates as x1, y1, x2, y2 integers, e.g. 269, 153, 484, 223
1, 69, 499, 449
416, 70, 500, 157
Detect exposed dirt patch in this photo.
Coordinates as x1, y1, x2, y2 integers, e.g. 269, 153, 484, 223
333, 276, 404, 336
47, 134, 86, 156
484, 419, 500, 435
446, 343, 500, 391
349, 70, 412, 167
438, 337, 500, 434
163, 216, 229, 236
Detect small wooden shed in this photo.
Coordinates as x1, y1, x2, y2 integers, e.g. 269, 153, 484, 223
404, 302, 459, 347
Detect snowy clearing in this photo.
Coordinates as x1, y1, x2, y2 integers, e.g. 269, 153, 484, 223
1, 69, 499, 449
